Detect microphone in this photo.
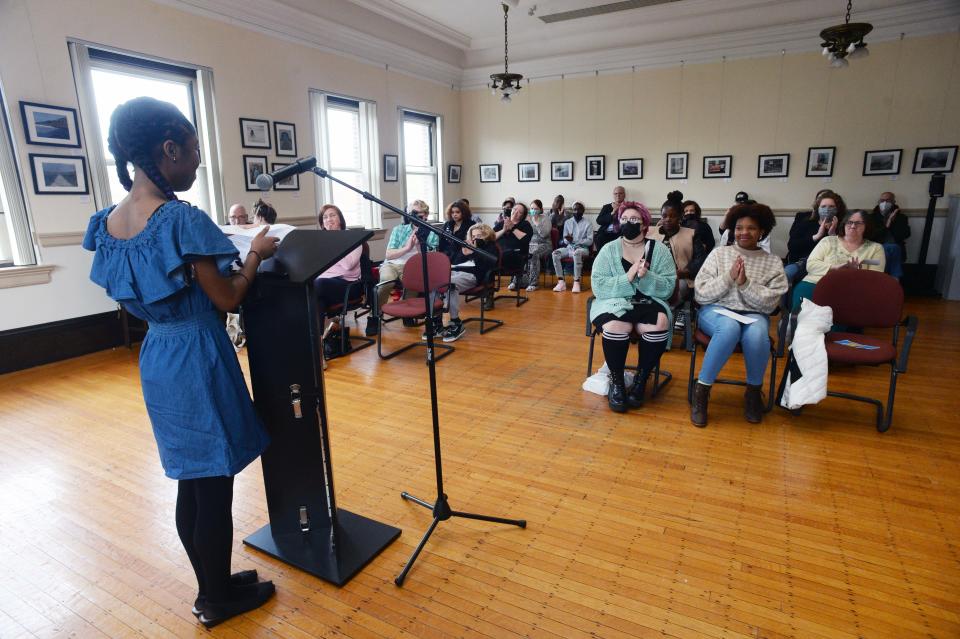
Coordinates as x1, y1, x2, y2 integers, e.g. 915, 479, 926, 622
256, 156, 317, 190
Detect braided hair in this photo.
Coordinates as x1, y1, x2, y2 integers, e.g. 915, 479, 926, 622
107, 97, 195, 201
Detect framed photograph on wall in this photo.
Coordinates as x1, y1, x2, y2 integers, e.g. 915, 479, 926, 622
19, 101, 81, 148
863, 149, 902, 176
447, 164, 461, 183
806, 146, 836, 177
239, 118, 271, 149
703, 155, 732, 179
586, 155, 605, 180
617, 158, 643, 180
551, 161, 573, 181
243, 155, 268, 191
383, 154, 398, 181
666, 152, 688, 179
28, 153, 88, 194
479, 163, 501, 183
273, 122, 297, 157
758, 153, 789, 178
271, 162, 299, 190
518, 162, 540, 182
913, 146, 957, 174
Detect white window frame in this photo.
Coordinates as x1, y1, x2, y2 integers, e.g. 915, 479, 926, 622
309, 90, 380, 229
0, 80, 38, 267
399, 108, 443, 221
69, 40, 225, 220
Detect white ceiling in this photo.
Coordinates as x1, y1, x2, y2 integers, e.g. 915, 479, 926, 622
164, 0, 960, 87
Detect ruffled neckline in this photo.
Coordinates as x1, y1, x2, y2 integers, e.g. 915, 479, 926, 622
96, 201, 173, 249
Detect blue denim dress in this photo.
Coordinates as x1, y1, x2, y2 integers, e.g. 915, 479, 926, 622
83, 201, 269, 480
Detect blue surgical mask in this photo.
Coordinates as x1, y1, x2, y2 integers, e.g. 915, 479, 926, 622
530, 208, 541, 215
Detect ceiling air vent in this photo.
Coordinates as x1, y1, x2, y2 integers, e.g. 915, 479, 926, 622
539, 0, 681, 24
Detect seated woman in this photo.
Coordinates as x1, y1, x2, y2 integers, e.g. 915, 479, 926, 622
494, 202, 533, 282
681, 199, 716, 253
784, 189, 843, 294
438, 199, 476, 259
791, 208, 885, 310
251, 198, 277, 225
522, 199, 553, 291
692, 203, 788, 427
442, 224, 499, 342
589, 202, 677, 414
655, 191, 705, 302
313, 204, 362, 345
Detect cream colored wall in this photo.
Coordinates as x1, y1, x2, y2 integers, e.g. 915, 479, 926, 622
461, 33, 960, 257
0, 0, 461, 331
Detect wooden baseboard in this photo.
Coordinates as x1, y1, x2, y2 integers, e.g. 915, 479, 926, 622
0, 311, 124, 374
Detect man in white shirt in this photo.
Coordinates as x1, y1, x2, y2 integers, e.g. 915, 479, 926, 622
552, 201, 593, 293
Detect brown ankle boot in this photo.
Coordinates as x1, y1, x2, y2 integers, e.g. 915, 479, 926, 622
744, 384, 764, 423
691, 382, 710, 427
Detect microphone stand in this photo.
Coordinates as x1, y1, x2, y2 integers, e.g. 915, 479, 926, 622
309, 167, 526, 586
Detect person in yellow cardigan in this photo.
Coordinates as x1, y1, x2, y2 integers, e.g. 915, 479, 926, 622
791, 209, 885, 310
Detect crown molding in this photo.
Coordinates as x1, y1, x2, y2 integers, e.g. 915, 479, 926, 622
152, 0, 464, 87
461, 0, 960, 88
343, 0, 472, 50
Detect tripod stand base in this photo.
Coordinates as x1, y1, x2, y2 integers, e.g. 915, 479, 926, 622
394, 492, 525, 586
244, 509, 401, 586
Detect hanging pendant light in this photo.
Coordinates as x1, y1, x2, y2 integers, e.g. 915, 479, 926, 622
490, 3, 523, 102
820, 0, 872, 68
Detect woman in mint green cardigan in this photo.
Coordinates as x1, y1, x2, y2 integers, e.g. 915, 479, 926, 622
590, 202, 677, 413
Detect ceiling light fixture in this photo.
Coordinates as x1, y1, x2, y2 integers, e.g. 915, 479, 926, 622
820, 0, 872, 68
490, 3, 523, 102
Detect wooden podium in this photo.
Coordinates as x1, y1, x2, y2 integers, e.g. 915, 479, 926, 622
241, 229, 400, 586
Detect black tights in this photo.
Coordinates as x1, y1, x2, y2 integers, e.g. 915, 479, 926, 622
176, 476, 235, 602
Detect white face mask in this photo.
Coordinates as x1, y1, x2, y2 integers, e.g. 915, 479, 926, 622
878, 201, 893, 214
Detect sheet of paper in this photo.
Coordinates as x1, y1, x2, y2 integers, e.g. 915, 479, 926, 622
714, 308, 758, 324
833, 339, 880, 350
221, 224, 297, 261
453, 260, 475, 269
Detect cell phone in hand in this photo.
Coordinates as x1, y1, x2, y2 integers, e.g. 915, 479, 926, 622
860, 259, 880, 266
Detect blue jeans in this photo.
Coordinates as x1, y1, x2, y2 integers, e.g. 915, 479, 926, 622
697, 304, 770, 386
882, 243, 904, 279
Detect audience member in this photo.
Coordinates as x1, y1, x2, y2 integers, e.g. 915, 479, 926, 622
792, 208, 886, 309
552, 202, 593, 293
691, 203, 787, 427
313, 204, 362, 364
441, 223, 499, 343
655, 191, 705, 301
251, 199, 277, 225
784, 189, 843, 293
866, 191, 910, 279
367, 199, 437, 336
589, 202, 676, 413
438, 199, 476, 259
548, 194, 567, 228
719, 199, 769, 253
497, 198, 516, 225
524, 198, 553, 291
494, 202, 533, 287
681, 199, 716, 252
595, 185, 627, 250
228, 204, 249, 225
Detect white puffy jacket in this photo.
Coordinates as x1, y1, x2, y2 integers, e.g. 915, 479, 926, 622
780, 298, 833, 409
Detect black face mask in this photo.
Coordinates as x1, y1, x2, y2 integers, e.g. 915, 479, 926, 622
574, 211, 584, 221
502, 207, 512, 216
621, 221, 643, 240
474, 238, 487, 249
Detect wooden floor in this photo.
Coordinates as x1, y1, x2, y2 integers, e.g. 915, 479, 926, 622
1, 288, 959, 639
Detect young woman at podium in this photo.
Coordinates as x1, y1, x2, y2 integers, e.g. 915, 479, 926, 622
83, 97, 279, 628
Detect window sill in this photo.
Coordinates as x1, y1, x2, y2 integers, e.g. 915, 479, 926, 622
0, 264, 56, 289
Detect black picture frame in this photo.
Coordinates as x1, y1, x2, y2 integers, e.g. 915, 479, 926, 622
383, 154, 398, 182
28, 153, 89, 195
551, 161, 573, 181
479, 163, 501, 183
271, 162, 300, 190
703, 155, 732, 179
806, 146, 836, 177
758, 153, 790, 178
617, 158, 643, 180
518, 162, 540, 182
243, 154, 268, 191
273, 121, 297, 157
863, 149, 902, 176
239, 118, 271, 149
586, 155, 605, 181
912, 146, 957, 174
447, 164, 461, 183
19, 101, 81, 148
665, 152, 688, 180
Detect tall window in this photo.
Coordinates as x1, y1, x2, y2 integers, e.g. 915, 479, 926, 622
310, 91, 379, 228
0, 82, 36, 267
401, 109, 442, 219
70, 43, 223, 218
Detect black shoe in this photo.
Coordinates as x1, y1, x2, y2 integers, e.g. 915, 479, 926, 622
199, 581, 276, 628
483, 297, 494, 311
626, 373, 648, 409
607, 371, 627, 413
192, 570, 259, 617
442, 320, 465, 343
365, 316, 379, 336
691, 381, 711, 427
421, 317, 443, 341
744, 384, 764, 423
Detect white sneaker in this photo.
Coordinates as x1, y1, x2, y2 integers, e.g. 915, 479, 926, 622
572, 281, 581, 293
507, 281, 517, 291
553, 280, 566, 292
525, 285, 537, 292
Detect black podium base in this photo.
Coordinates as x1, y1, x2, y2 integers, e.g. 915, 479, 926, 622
243, 509, 401, 586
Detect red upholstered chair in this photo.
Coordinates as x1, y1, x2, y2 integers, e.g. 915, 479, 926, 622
376, 252, 455, 361
782, 268, 917, 432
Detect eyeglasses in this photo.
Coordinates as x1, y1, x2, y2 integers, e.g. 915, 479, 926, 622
845, 221, 865, 228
